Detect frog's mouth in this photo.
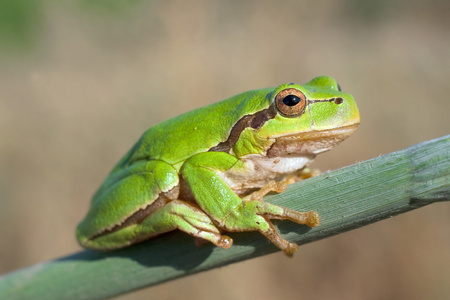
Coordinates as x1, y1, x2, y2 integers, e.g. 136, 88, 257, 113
267, 123, 359, 157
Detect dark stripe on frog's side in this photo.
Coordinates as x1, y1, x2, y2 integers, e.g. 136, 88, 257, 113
209, 105, 277, 153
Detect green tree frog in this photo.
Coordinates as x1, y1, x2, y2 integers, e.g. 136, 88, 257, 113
76, 76, 360, 255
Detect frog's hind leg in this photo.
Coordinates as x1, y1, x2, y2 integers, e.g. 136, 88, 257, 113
133, 199, 233, 249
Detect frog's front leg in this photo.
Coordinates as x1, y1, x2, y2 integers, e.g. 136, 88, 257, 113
181, 152, 319, 255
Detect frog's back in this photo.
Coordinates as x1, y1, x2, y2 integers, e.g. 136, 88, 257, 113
120, 88, 273, 167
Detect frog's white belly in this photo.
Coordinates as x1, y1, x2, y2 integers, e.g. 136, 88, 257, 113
217, 154, 314, 195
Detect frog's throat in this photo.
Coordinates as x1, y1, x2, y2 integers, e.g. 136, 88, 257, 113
267, 123, 359, 157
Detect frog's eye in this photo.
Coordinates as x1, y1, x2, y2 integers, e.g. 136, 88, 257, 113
275, 88, 306, 117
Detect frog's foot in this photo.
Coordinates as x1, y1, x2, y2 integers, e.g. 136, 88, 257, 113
242, 168, 321, 202
257, 203, 320, 255
224, 201, 320, 255
140, 200, 233, 249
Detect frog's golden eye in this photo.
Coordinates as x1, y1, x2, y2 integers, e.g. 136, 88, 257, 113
275, 88, 306, 117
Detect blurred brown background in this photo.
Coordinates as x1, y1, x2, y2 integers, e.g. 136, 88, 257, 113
0, 0, 449, 299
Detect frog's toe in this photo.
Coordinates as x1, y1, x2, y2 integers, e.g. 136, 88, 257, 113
283, 243, 299, 257
195, 235, 233, 249
217, 235, 233, 249
306, 211, 320, 227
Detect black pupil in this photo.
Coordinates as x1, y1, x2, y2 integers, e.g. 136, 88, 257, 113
283, 95, 301, 106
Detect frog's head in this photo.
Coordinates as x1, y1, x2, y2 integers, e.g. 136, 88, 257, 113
231, 76, 360, 158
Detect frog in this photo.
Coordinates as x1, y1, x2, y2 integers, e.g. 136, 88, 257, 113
76, 76, 360, 256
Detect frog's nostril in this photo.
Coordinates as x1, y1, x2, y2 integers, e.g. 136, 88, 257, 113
334, 97, 343, 105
